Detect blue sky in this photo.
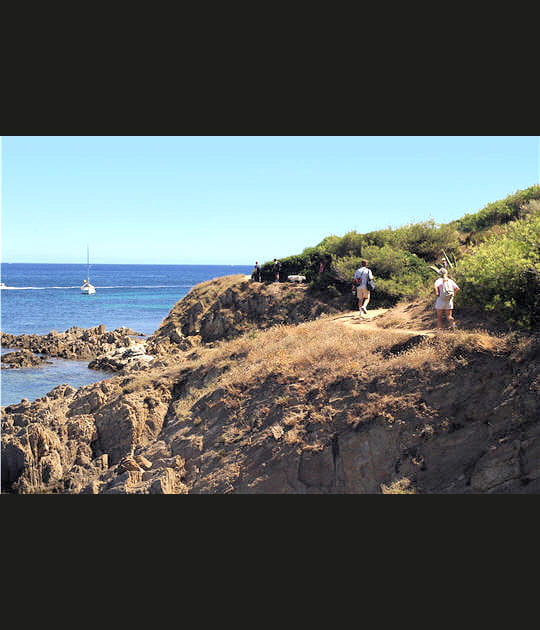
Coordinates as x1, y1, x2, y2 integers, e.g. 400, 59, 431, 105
1, 136, 538, 265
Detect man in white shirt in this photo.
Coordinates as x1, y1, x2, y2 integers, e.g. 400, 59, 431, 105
353, 259, 374, 315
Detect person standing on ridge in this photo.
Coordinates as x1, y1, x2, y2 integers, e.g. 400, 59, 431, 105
434, 267, 460, 330
253, 261, 262, 282
353, 259, 374, 315
273, 259, 281, 282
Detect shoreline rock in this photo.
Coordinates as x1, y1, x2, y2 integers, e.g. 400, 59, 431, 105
1, 349, 53, 369
3, 274, 537, 495
88, 343, 155, 373
1, 325, 146, 361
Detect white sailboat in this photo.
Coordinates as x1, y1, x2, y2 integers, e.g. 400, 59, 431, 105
81, 246, 96, 295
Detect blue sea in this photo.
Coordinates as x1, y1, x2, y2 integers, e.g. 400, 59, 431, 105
1, 263, 252, 406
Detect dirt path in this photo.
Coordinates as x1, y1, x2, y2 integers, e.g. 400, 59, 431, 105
332, 308, 437, 337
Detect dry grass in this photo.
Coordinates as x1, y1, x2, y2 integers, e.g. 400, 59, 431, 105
140, 317, 407, 430
134, 311, 514, 442
379, 329, 511, 375
377, 317, 412, 329
158, 317, 511, 406
188, 274, 248, 299
213, 317, 407, 390
380, 478, 417, 494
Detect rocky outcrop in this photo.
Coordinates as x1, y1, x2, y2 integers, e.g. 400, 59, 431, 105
1, 325, 145, 361
87, 343, 154, 373
2, 313, 538, 494
1, 349, 53, 369
146, 274, 344, 354
1, 373, 178, 493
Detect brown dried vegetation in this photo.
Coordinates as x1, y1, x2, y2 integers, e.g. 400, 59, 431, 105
2, 276, 538, 494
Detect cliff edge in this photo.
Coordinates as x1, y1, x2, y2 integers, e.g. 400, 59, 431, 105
2, 275, 539, 494
146, 274, 346, 354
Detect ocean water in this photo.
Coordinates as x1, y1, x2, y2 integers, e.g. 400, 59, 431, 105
1, 263, 252, 406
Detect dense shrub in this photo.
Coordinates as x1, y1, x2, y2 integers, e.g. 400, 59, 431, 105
454, 215, 540, 330
332, 246, 431, 306
319, 221, 460, 265
334, 248, 428, 280
316, 232, 363, 258
363, 245, 430, 279
455, 185, 540, 234
260, 250, 331, 283
256, 185, 539, 324
391, 220, 460, 262
362, 228, 396, 248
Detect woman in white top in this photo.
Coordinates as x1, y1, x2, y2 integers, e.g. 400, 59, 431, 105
434, 267, 460, 330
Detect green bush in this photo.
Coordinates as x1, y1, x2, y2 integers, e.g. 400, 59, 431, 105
319, 221, 460, 265
332, 247, 431, 307
315, 232, 364, 258
454, 215, 540, 330
334, 248, 428, 279
255, 185, 539, 325
374, 274, 430, 305
362, 228, 396, 248
260, 250, 331, 283
455, 185, 540, 234
391, 220, 460, 262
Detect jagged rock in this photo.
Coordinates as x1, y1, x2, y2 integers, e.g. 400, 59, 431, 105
117, 455, 144, 473
1, 350, 53, 369
2, 275, 539, 495
135, 455, 153, 470
88, 343, 154, 373
0, 325, 145, 361
270, 424, 284, 440
146, 274, 345, 351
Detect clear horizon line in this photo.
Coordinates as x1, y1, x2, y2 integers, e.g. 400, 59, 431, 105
1, 261, 255, 266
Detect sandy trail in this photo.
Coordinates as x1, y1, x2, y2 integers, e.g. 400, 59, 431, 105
332, 308, 437, 337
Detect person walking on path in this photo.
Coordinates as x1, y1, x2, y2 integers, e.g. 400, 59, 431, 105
273, 259, 281, 282
353, 259, 374, 315
434, 267, 460, 330
253, 261, 261, 282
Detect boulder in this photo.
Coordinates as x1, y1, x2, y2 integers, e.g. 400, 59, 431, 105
88, 344, 154, 373
1, 350, 52, 369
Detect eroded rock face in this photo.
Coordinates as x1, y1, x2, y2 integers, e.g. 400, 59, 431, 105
1, 349, 53, 369
2, 275, 538, 495
2, 331, 539, 494
1, 375, 177, 494
88, 344, 154, 373
146, 275, 344, 354
1, 325, 145, 361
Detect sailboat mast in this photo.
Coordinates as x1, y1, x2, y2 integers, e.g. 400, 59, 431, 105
87, 245, 90, 281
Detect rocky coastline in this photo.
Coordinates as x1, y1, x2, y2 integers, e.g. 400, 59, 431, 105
1, 325, 145, 361
1, 349, 53, 369
0, 324, 153, 375
2, 274, 539, 494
